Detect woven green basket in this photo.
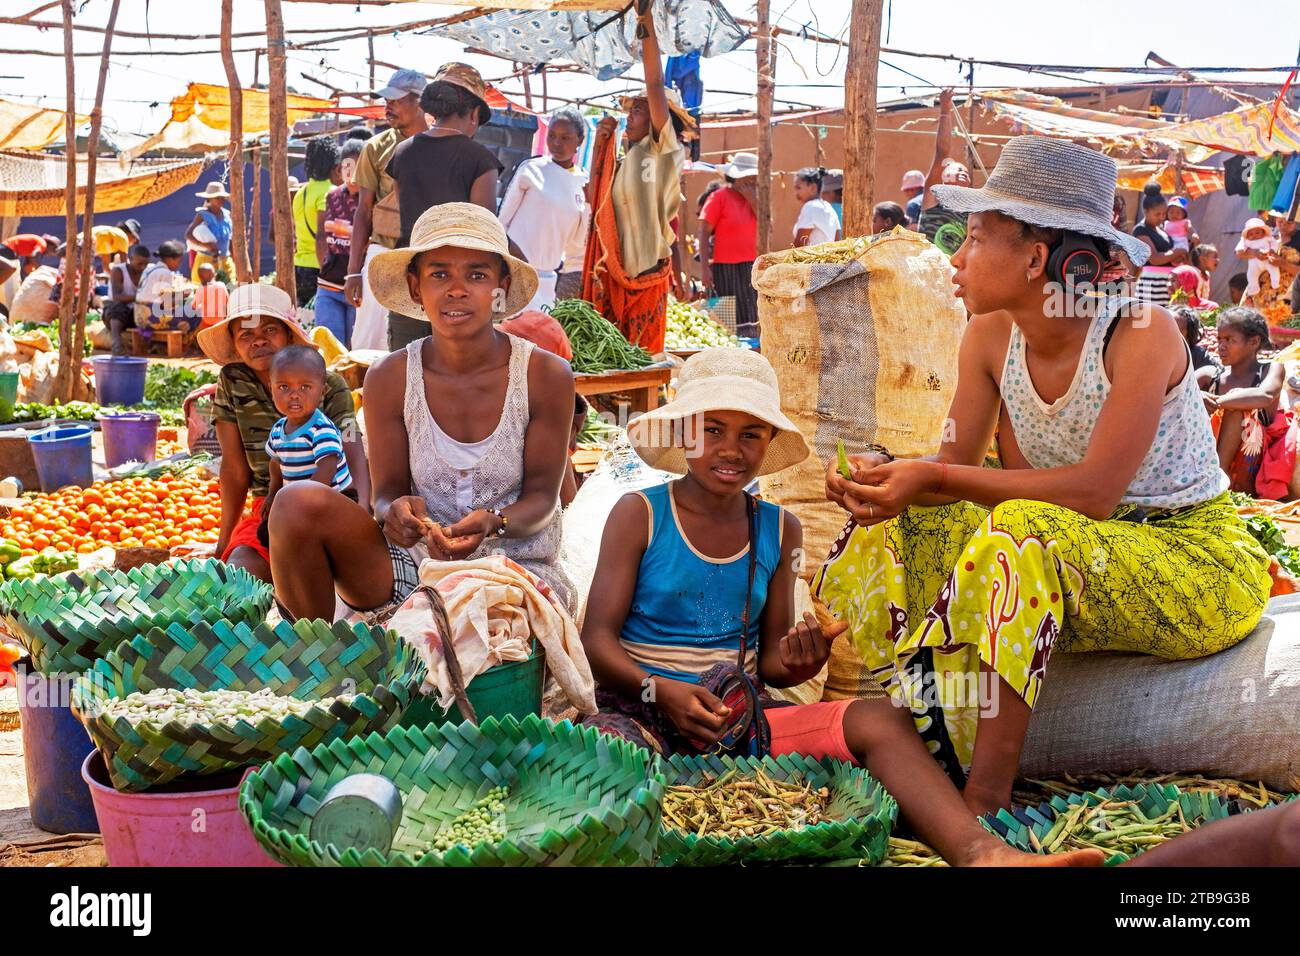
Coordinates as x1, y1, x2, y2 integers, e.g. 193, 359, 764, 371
982, 784, 1235, 864
0, 559, 272, 676
656, 753, 897, 867
239, 715, 664, 867
72, 617, 425, 792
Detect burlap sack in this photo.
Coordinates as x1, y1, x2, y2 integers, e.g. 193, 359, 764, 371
1020, 596, 1300, 791
752, 233, 964, 701
9, 267, 57, 326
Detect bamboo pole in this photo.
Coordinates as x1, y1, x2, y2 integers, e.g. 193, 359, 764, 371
252, 146, 263, 279
55, 0, 80, 401
842, 0, 883, 237
265, 0, 296, 303
755, 0, 774, 255
368, 32, 375, 93
221, 0, 252, 283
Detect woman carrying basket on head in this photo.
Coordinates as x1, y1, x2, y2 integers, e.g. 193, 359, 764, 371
815, 136, 1270, 818
582, 1, 696, 355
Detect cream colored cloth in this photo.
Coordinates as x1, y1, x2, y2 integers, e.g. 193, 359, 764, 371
392, 554, 596, 716
611, 120, 683, 278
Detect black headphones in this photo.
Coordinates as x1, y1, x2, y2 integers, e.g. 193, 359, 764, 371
1045, 232, 1107, 288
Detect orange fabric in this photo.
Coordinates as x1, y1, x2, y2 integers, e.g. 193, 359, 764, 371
581, 132, 670, 354
222, 496, 268, 563
498, 310, 573, 361
767, 698, 857, 763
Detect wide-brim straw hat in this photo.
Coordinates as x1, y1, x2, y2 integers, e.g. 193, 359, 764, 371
367, 202, 538, 321
626, 348, 808, 478
722, 152, 759, 179
196, 283, 312, 366
931, 135, 1151, 266
619, 88, 698, 140
195, 181, 231, 200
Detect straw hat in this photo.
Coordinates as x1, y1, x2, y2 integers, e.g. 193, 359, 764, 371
722, 153, 759, 179
619, 88, 698, 140
932, 135, 1150, 265
196, 284, 312, 366
367, 202, 538, 321
626, 349, 808, 478
195, 181, 231, 200
427, 62, 492, 126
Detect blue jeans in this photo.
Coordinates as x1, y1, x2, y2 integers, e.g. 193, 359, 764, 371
313, 286, 356, 348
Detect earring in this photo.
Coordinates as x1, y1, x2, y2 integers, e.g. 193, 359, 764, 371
1026, 271, 1033, 284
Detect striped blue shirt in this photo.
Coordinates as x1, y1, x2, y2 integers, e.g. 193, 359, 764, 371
265, 409, 352, 491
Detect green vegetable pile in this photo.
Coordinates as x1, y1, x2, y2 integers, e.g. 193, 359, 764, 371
101, 687, 356, 726
0, 541, 77, 580
144, 365, 216, 407
1231, 492, 1300, 578
419, 786, 510, 856
577, 406, 622, 445
2, 400, 185, 427
664, 298, 740, 350
547, 299, 653, 374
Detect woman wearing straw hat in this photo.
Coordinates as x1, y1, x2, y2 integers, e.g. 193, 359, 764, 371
581, 347, 1102, 866
198, 284, 366, 584
698, 154, 760, 339
267, 202, 576, 621
817, 135, 1270, 817
186, 181, 236, 284
580, 2, 696, 354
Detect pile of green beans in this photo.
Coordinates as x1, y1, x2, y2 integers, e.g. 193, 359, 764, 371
547, 299, 654, 373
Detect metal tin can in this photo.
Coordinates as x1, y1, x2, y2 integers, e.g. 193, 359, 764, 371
309, 773, 403, 854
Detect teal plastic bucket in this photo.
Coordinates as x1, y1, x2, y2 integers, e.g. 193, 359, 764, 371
27, 424, 94, 491
400, 647, 544, 729
0, 370, 18, 421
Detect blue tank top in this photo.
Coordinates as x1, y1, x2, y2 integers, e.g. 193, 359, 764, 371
619, 483, 784, 684
200, 208, 233, 256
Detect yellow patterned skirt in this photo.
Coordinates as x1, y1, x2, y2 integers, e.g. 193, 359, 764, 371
812, 494, 1270, 786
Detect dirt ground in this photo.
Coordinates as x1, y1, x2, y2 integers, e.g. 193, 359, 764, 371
0, 686, 106, 867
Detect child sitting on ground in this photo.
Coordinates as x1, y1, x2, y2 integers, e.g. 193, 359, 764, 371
195, 262, 229, 329
258, 345, 355, 545
1237, 217, 1280, 300
1164, 196, 1197, 253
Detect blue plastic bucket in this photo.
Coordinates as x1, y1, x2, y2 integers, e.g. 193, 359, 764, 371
16, 663, 100, 834
91, 355, 148, 406
99, 411, 159, 468
27, 425, 94, 492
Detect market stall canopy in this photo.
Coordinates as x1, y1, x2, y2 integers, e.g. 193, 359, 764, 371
0, 97, 89, 151
425, 0, 746, 81
1116, 161, 1225, 198
395, 0, 629, 6
125, 83, 333, 159
0, 150, 206, 217
1134, 101, 1300, 158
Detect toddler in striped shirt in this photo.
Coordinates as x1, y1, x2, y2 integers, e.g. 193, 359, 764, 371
258, 345, 355, 545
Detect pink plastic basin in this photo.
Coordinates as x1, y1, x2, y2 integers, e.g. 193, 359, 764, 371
81, 752, 281, 867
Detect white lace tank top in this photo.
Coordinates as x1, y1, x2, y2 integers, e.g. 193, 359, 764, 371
999, 298, 1227, 511
402, 335, 573, 608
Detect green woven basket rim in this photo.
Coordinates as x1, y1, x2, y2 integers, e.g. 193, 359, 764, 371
655, 752, 898, 867
72, 616, 424, 792
239, 715, 666, 867
0, 559, 272, 676
982, 783, 1236, 864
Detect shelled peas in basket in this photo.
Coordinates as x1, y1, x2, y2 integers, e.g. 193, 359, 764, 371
0, 474, 221, 555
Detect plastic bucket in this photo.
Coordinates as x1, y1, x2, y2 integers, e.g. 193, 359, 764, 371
27, 424, 94, 492
15, 664, 100, 834
81, 752, 281, 867
91, 356, 148, 406
0, 370, 18, 421
400, 647, 545, 730
99, 411, 159, 468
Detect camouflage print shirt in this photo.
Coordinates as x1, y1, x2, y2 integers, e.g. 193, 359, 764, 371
211, 363, 357, 497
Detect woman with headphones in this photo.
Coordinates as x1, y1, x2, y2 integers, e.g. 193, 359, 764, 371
817, 136, 1270, 818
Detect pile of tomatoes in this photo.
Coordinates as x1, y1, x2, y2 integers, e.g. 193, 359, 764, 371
0, 473, 221, 556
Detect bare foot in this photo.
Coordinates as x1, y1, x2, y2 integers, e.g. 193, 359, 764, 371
963, 838, 1106, 868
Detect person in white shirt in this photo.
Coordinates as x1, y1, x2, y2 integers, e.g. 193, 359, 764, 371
500, 106, 590, 311
792, 166, 841, 247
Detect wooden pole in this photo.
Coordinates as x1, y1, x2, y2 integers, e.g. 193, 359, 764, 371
265, 0, 295, 302
842, 0, 883, 237
520, 63, 534, 112
252, 145, 263, 279
755, 0, 774, 255
541, 66, 548, 114
367, 32, 375, 93
966, 59, 977, 172
221, 0, 252, 283
254, 50, 261, 88
55, 0, 80, 400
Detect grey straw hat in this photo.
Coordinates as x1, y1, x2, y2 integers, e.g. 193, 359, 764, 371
931, 136, 1150, 266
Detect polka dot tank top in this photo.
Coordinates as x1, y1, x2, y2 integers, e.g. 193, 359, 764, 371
999, 298, 1227, 511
